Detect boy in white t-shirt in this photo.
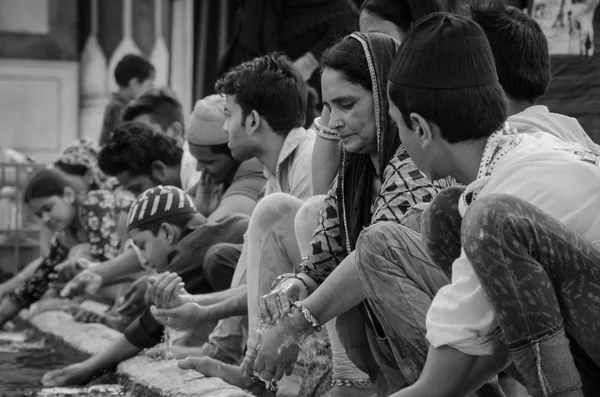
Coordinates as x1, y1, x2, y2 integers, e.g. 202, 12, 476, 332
374, 12, 600, 397
471, 3, 600, 155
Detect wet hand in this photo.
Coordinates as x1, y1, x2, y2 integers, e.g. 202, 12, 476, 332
41, 362, 92, 387
147, 272, 193, 309
253, 322, 301, 383
60, 268, 102, 298
115, 275, 149, 316
150, 302, 205, 331
259, 278, 306, 325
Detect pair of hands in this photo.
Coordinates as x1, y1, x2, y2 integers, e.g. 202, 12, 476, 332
147, 272, 206, 331
246, 277, 312, 383
190, 171, 224, 217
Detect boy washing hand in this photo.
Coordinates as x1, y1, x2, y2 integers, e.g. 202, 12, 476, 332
148, 272, 209, 331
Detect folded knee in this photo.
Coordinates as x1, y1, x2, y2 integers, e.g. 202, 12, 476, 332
248, 193, 303, 234
294, 195, 326, 238
357, 222, 416, 269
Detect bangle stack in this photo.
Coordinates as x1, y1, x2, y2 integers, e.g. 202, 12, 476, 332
291, 300, 322, 332
313, 117, 340, 141
271, 273, 309, 291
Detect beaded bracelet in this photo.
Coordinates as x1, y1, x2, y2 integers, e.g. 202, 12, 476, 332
291, 300, 322, 332
313, 117, 340, 141
271, 273, 309, 291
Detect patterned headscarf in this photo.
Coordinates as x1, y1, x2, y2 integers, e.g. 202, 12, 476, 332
55, 138, 118, 191
336, 32, 402, 251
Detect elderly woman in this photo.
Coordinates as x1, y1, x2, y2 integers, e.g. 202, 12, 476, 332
312, 0, 444, 196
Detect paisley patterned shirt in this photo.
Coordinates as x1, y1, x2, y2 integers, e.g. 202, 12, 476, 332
11, 189, 134, 307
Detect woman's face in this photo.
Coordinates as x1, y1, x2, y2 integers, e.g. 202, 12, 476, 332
321, 68, 378, 155
28, 189, 77, 231
359, 10, 405, 42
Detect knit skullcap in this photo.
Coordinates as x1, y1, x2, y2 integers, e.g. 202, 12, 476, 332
389, 12, 498, 90
127, 185, 196, 231
186, 95, 228, 146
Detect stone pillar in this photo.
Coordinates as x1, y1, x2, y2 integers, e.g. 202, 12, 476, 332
150, 0, 170, 88
79, 0, 109, 143
170, 0, 194, 117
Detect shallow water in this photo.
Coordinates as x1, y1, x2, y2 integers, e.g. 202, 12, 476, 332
0, 322, 128, 397
0, 326, 76, 396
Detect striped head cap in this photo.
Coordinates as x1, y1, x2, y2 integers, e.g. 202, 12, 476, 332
127, 185, 196, 231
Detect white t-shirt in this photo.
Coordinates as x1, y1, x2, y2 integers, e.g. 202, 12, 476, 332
180, 141, 202, 192
508, 105, 600, 156
426, 131, 600, 355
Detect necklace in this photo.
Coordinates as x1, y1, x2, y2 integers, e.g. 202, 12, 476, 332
460, 124, 521, 210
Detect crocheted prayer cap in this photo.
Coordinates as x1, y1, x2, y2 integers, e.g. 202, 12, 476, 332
187, 94, 228, 146
389, 12, 498, 90
127, 185, 196, 231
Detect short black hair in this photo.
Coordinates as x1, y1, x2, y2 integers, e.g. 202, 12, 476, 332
114, 54, 155, 88
470, 1, 551, 102
215, 53, 307, 135
321, 36, 372, 92
389, 82, 508, 143
24, 168, 71, 203
99, 121, 183, 177
361, 0, 443, 34
136, 212, 195, 236
121, 87, 184, 131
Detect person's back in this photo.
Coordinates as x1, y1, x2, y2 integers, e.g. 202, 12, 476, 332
508, 105, 600, 155
477, 131, 600, 245
471, 3, 600, 155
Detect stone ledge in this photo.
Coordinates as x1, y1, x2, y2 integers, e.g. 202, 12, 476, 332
27, 311, 252, 397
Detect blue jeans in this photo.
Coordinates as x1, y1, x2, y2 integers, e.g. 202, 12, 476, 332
352, 216, 505, 396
